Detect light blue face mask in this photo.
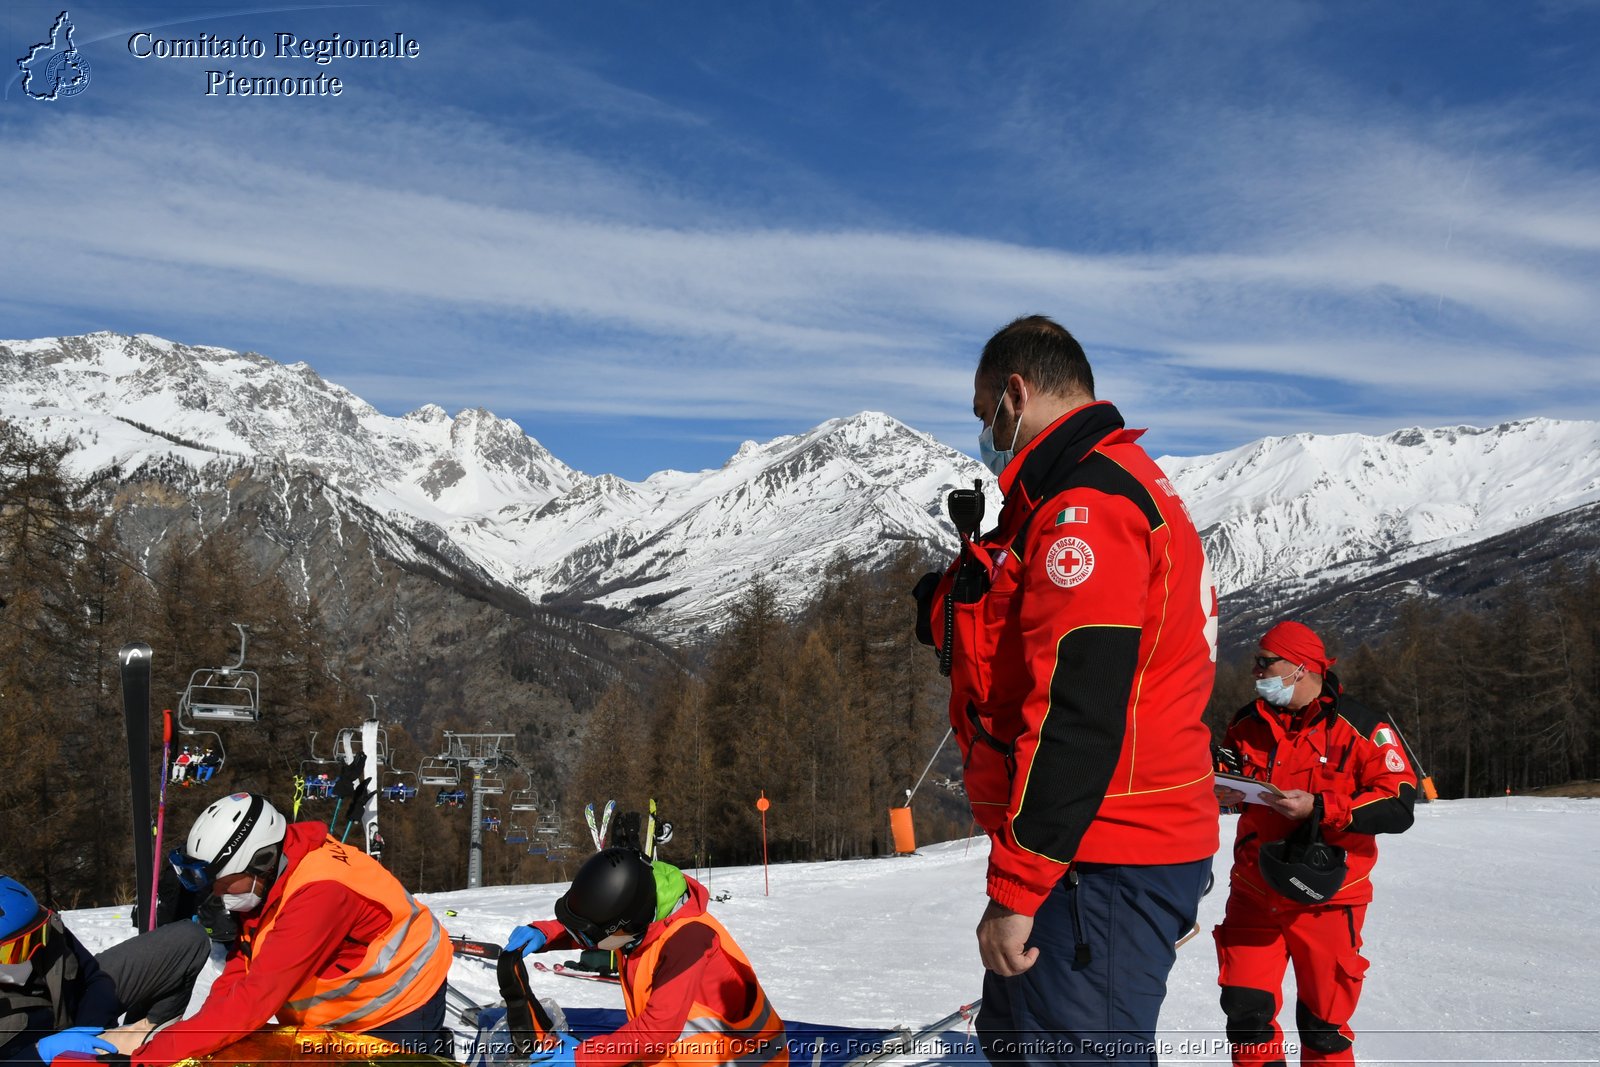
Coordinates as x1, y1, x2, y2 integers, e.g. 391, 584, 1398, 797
1254, 668, 1302, 707
978, 391, 1021, 476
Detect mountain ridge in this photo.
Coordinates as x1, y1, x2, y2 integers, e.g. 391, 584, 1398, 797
5, 331, 1598, 637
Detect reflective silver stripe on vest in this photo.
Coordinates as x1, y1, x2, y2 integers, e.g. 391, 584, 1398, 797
285, 894, 446, 1027
676, 999, 785, 1067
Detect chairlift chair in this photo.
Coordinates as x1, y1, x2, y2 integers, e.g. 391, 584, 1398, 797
178, 624, 260, 723
506, 823, 529, 845
174, 725, 226, 785
510, 788, 539, 813
535, 813, 561, 836
383, 770, 417, 803
419, 758, 459, 786
478, 775, 506, 795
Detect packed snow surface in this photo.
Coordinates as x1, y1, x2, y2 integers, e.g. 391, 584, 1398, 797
62, 798, 1599, 1066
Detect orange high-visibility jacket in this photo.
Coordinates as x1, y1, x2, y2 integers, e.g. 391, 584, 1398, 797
263, 836, 451, 1029
617, 910, 787, 1067
134, 824, 452, 1067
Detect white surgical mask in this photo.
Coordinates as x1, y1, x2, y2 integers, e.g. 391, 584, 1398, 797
220, 890, 262, 913
978, 391, 1022, 476
1254, 668, 1301, 707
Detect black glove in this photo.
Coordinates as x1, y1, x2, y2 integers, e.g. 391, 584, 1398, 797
195, 895, 239, 943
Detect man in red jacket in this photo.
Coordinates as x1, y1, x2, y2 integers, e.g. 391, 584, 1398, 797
1214, 621, 1417, 1067
112, 793, 453, 1065
917, 315, 1219, 1065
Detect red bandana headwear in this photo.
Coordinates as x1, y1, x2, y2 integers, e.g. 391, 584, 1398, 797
1260, 620, 1334, 675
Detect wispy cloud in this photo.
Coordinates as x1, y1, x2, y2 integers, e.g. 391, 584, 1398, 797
1, 1, 1596, 474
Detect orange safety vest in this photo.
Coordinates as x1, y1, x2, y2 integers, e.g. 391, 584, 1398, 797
246, 836, 451, 1031
621, 914, 788, 1067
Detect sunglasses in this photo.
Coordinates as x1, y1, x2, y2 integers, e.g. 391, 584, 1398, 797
1253, 655, 1285, 670
167, 849, 214, 893
0, 910, 50, 965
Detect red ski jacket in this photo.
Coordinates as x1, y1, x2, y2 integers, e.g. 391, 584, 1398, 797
134, 823, 450, 1066
1222, 677, 1417, 907
919, 401, 1220, 915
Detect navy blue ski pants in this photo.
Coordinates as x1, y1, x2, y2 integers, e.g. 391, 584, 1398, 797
977, 859, 1210, 1066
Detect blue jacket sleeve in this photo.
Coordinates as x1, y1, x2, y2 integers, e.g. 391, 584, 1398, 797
67, 931, 121, 1031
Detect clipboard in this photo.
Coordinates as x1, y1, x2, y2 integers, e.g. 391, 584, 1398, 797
1214, 771, 1284, 804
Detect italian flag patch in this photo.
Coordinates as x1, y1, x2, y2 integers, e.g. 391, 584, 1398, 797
1055, 506, 1088, 525
1372, 727, 1396, 748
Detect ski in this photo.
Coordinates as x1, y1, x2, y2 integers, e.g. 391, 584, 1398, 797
839, 1000, 981, 1067
585, 802, 602, 851
644, 798, 657, 860
119, 642, 154, 931
598, 799, 616, 848
451, 936, 503, 963
531, 961, 621, 984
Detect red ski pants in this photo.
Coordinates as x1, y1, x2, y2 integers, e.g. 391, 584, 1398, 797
1213, 889, 1369, 1067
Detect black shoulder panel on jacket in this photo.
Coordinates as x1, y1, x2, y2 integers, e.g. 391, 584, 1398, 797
1012, 625, 1142, 862
1332, 694, 1386, 740
1069, 452, 1165, 531
1015, 451, 1166, 557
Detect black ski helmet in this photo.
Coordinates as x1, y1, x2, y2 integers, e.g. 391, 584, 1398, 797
1258, 797, 1348, 905
555, 847, 655, 950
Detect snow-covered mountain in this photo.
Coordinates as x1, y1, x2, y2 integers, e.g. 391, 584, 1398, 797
1159, 419, 1600, 599
0, 333, 988, 633
4, 332, 1598, 636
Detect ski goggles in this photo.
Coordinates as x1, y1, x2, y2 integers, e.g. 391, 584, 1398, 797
167, 849, 214, 893
0, 910, 50, 965
553, 897, 630, 949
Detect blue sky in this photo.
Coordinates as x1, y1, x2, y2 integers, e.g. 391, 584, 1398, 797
3, 1, 1597, 479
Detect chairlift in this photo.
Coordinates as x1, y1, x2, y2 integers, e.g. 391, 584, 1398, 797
510, 787, 539, 813
383, 770, 418, 803
527, 844, 548, 857
535, 812, 561, 836
170, 727, 226, 787
435, 787, 466, 808
178, 624, 260, 723
506, 823, 528, 845
298, 733, 340, 800
478, 775, 506, 796
419, 757, 459, 787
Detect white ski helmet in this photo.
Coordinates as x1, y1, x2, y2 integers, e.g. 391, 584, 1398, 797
186, 793, 287, 882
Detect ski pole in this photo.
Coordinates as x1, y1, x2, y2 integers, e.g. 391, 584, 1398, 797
149, 709, 173, 931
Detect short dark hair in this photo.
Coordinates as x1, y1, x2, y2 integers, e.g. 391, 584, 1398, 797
977, 315, 1095, 399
